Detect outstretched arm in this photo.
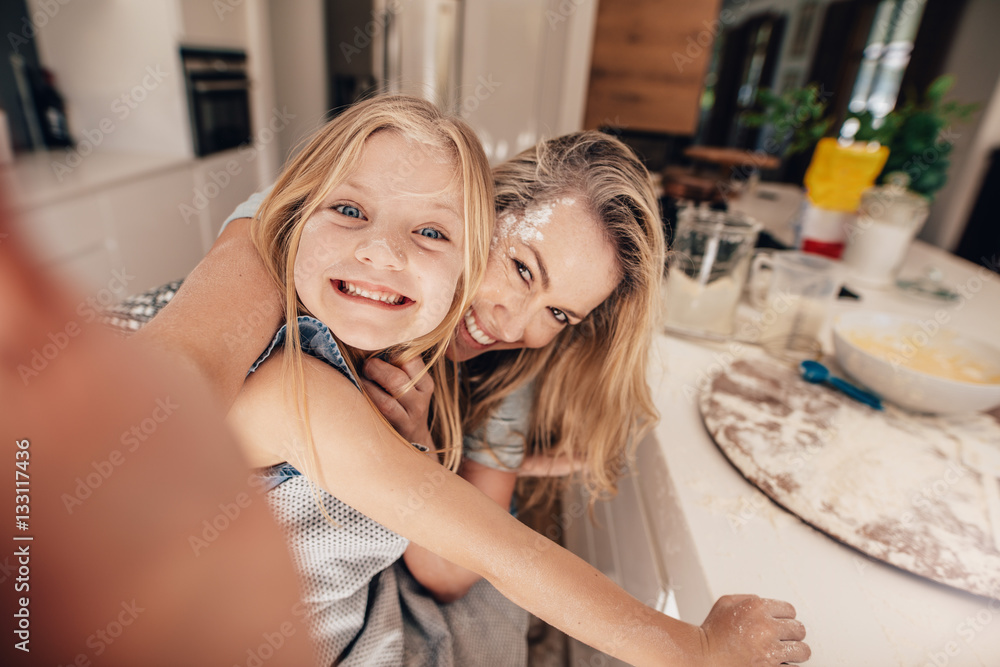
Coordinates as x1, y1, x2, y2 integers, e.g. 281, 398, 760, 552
231, 352, 810, 666
1, 203, 313, 665
362, 356, 517, 602
133, 218, 283, 409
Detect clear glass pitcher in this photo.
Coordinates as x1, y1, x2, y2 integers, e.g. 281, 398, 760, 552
748, 250, 843, 358
663, 207, 761, 339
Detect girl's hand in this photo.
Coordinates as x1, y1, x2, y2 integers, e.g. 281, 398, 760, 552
699, 595, 810, 665
361, 356, 434, 448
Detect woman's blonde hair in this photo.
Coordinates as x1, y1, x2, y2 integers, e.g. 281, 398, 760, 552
251, 95, 493, 475
463, 131, 665, 508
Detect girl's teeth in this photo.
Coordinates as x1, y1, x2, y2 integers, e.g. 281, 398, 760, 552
464, 308, 496, 345
342, 281, 403, 305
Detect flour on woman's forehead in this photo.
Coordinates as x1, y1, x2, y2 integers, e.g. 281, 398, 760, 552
494, 196, 577, 246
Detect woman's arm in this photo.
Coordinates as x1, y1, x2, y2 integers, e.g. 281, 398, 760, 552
133, 218, 283, 409
230, 352, 809, 666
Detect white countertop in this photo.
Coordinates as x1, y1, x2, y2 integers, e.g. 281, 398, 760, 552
645, 200, 1000, 664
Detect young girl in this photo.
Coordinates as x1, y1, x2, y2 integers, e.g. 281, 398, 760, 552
226, 95, 493, 664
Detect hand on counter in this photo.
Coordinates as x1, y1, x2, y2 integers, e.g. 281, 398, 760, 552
699, 594, 810, 665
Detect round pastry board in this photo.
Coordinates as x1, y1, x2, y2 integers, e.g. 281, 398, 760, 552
699, 356, 1000, 600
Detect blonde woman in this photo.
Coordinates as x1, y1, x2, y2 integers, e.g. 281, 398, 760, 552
139, 122, 810, 665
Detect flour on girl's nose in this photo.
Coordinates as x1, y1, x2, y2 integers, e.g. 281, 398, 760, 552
360, 238, 402, 255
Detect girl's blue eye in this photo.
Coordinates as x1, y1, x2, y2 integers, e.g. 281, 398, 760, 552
334, 204, 364, 219
418, 228, 445, 240
550, 308, 568, 325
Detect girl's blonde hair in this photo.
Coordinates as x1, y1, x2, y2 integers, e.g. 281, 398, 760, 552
251, 95, 493, 474
462, 131, 665, 508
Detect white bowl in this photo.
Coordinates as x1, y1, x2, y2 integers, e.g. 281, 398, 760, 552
832, 311, 1000, 415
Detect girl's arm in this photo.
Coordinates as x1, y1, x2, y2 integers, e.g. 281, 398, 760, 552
362, 357, 517, 602
231, 352, 809, 666
401, 459, 516, 602
133, 218, 283, 409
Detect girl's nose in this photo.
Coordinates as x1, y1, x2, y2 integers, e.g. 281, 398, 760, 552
355, 235, 405, 270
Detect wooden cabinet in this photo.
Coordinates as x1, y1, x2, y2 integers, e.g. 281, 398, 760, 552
584, 0, 722, 134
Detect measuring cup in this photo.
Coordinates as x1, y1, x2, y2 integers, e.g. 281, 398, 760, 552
747, 250, 842, 358
663, 207, 761, 340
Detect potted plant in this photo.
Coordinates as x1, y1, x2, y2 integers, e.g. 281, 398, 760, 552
742, 83, 833, 158
849, 74, 979, 201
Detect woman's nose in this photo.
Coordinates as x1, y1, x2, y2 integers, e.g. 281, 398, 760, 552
355, 234, 405, 270
492, 301, 529, 343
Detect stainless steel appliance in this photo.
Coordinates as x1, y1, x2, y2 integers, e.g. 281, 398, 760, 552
180, 47, 251, 157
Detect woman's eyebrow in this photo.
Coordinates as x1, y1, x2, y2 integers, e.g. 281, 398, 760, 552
524, 242, 550, 289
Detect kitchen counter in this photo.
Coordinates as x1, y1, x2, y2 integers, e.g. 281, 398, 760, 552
641, 238, 1000, 663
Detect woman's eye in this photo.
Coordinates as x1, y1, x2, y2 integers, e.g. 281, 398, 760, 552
417, 227, 446, 240
514, 260, 532, 283
550, 308, 568, 325
333, 204, 364, 219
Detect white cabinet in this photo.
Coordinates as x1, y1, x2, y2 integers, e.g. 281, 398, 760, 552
188, 149, 262, 247
11, 149, 261, 298
563, 436, 679, 667
102, 165, 206, 294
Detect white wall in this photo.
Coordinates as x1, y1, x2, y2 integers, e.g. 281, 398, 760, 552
30, 0, 191, 158
919, 0, 1000, 251
178, 0, 248, 49
459, 0, 597, 164
267, 0, 329, 166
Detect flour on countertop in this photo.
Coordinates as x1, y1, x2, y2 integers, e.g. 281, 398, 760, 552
699, 357, 1000, 600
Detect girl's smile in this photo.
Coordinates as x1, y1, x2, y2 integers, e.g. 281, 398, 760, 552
333, 279, 414, 307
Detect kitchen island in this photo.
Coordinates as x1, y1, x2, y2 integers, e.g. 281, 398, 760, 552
567, 194, 1000, 666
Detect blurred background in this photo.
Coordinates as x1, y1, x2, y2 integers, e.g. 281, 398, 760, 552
0, 0, 997, 296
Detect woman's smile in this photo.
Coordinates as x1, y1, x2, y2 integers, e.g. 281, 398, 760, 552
461, 306, 499, 347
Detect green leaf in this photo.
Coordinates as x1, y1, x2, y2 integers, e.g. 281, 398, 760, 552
926, 75, 954, 103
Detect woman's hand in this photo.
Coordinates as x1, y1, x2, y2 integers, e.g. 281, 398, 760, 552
360, 356, 435, 448
699, 594, 810, 665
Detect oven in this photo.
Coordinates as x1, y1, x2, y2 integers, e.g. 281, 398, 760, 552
180, 47, 251, 157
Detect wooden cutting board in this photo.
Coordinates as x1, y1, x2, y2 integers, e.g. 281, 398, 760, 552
699, 356, 1000, 600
